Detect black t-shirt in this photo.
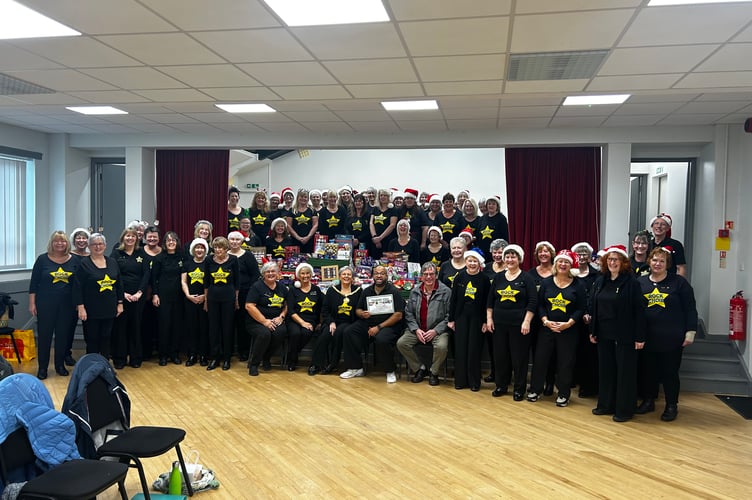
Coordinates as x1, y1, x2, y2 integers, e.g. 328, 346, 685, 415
246, 280, 289, 319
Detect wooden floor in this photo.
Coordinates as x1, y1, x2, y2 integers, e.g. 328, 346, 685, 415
13, 351, 752, 500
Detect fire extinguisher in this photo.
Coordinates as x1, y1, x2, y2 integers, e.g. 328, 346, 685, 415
729, 291, 746, 341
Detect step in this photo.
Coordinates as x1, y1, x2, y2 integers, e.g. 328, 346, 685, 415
681, 354, 746, 376
686, 337, 739, 357
681, 373, 752, 396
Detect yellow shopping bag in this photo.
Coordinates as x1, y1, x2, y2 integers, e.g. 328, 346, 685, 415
0, 329, 36, 362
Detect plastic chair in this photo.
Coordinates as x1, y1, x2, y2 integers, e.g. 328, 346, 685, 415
85, 376, 194, 500
0, 426, 129, 500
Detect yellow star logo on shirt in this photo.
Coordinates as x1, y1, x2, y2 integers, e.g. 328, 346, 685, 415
136, 255, 143, 263
497, 285, 519, 302
404, 212, 412, 219
253, 213, 267, 225
97, 274, 116, 292
294, 213, 311, 225
338, 302, 353, 316
448, 273, 457, 285
50, 267, 72, 284
211, 266, 230, 284
351, 220, 363, 231
464, 281, 477, 300
644, 287, 669, 308
297, 297, 316, 313
326, 215, 341, 228
373, 213, 387, 225
272, 245, 285, 258
431, 255, 440, 266
269, 294, 285, 308
188, 267, 204, 285
480, 225, 494, 240
439, 221, 455, 234
548, 292, 571, 313
229, 216, 240, 229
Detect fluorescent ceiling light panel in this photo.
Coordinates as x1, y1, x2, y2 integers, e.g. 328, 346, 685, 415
382, 100, 438, 111
66, 106, 128, 115
563, 95, 630, 106
215, 103, 276, 113
0, 0, 80, 40
649, 0, 751, 5
264, 0, 389, 27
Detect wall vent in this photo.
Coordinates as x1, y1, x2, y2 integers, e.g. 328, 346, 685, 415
0, 73, 55, 95
507, 50, 609, 81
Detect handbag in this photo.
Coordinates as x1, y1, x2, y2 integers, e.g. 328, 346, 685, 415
1, 329, 37, 362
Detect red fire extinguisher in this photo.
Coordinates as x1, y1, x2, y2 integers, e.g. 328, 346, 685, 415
729, 291, 746, 341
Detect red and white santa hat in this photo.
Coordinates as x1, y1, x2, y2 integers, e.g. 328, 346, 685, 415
459, 229, 474, 241
309, 189, 322, 198
570, 242, 594, 254
650, 212, 672, 227
269, 192, 281, 200
554, 249, 579, 267
189, 238, 209, 256
426, 226, 442, 240
294, 262, 314, 288
281, 187, 294, 199
603, 244, 629, 259
535, 241, 556, 254
503, 244, 525, 263
428, 193, 442, 204
338, 185, 353, 194
404, 188, 418, 199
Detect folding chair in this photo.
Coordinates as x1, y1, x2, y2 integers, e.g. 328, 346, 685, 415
0, 426, 128, 500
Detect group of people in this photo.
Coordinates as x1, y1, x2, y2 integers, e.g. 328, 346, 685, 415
28, 181, 695, 423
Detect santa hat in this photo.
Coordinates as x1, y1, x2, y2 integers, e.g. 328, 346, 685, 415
270, 217, 287, 229
459, 229, 474, 241
227, 231, 243, 240
189, 238, 209, 256
428, 194, 442, 204
571, 242, 593, 254
503, 244, 525, 263
70, 227, 91, 242
535, 241, 556, 254
603, 244, 629, 260
458, 189, 470, 197
487, 195, 501, 204
404, 188, 418, 199
554, 249, 579, 269
597, 247, 608, 257
294, 262, 314, 288
464, 249, 485, 268
309, 189, 322, 198
281, 187, 294, 199
338, 185, 353, 194
426, 226, 442, 240
650, 213, 672, 227
396, 219, 410, 230
269, 192, 281, 200
654, 245, 674, 256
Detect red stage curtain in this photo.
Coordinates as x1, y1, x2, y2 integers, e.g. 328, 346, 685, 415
505, 147, 601, 268
156, 150, 229, 245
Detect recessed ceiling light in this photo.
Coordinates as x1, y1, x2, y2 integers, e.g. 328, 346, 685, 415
381, 100, 439, 111
649, 0, 751, 5
0, 0, 80, 40
264, 0, 389, 27
215, 103, 277, 113
66, 106, 128, 115
563, 95, 630, 106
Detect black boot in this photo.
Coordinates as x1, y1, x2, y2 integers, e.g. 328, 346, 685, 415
207, 359, 219, 371
635, 399, 655, 414
185, 355, 197, 367
661, 404, 678, 421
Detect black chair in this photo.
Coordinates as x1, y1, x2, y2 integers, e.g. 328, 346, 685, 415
86, 376, 194, 500
0, 426, 129, 500
0, 293, 21, 364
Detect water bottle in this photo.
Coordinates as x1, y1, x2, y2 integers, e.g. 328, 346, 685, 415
168, 461, 182, 495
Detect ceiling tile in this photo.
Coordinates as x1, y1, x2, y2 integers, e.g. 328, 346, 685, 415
212, 122, 267, 133
695, 92, 752, 101
734, 24, 752, 42
158, 65, 261, 88
292, 24, 406, 60
68, 90, 150, 103
323, 59, 417, 85
600, 46, 718, 75
612, 102, 684, 115
81, 67, 187, 89
500, 106, 558, 118
21, 0, 177, 34
0, 43, 61, 71
695, 44, 752, 72
163, 103, 227, 113
14, 37, 142, 68
387, 110, 443, 121
505, 80, 587, 93
556, 105, 619, 117
127, 123, 182, 133
399, 18, 509, 57
424, 81, 503, 96
516, 0, 641, 14
620, 5, 752, 46
96, 34, 224, 65
257, 122, 310, 132
389, 0, 511, 20
414, 55, 506, 81
588, 74, 683, 91
193, 29, 312, 63
549, 116, 606, 127
626, 93, 698, 104
447, 119, 499, 130
200, 87, 280, 101
170, 123, 224, 134
300, 122, 353, 133
442, 107, 498, 119
349, 121, 400, 132
3, 94, 84, 105
675, 101, 749, 114
396, 120, 447, 131
332, 110, 391, 121
183, 113, 247, 123
346, 83, 424, 99
272, 85, 351, 100
498, 117, 550, 128
511, 10, 633, 52
141, 0, 280, 30
500, 95, 563, 106
5, 69, 117, 91
283, 110, 341, 121
657, 113, 725, 125
138, 113, 197, 124
132, 89, 214, 102
602, 115, 662, 127
238, 62, 336, 86
675, 72, 752, 89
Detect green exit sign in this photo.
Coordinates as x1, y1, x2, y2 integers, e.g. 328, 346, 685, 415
246, 183, 259, 189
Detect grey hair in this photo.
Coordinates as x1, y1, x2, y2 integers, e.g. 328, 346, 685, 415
260, 261, 279, 274
489, 239, 508, 252
421, 262, 438, 274
88, 232, 106, 246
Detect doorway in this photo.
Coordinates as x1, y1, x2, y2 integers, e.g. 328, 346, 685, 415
91, 158, 125, 248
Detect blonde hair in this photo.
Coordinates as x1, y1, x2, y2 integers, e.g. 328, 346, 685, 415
46, 230, 71, 255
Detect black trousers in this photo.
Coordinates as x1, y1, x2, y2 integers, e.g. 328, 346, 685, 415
493, 322, 532, 394
83, 317, 114, 358
247, 318, 287, 366
157, 298, 183, 358
575, 322, 599, 395
530, 328, 578, 398
207, 300, 235, 361
234, 288, 250, 357
642, 348, 683, 405
311, 322, 351, 367
286, 321, 315, 365
343, 320, 400, 373
112, 298, 144, 365
596, 338, 638, 417
184, 298, 208, 357
36, 299, 76, 370
453, 310, 483, 389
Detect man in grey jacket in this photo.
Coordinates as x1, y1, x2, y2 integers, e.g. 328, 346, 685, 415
397, 262, 452, 386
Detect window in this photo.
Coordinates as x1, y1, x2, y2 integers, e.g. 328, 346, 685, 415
0, 152, 35, 270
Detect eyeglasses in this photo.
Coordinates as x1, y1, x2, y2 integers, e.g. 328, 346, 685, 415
422, 271, 436, 276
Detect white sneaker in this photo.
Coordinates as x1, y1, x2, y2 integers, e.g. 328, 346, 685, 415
555, 395, 569, 407
386, 372, 397, 384
340, 368, 364, 379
